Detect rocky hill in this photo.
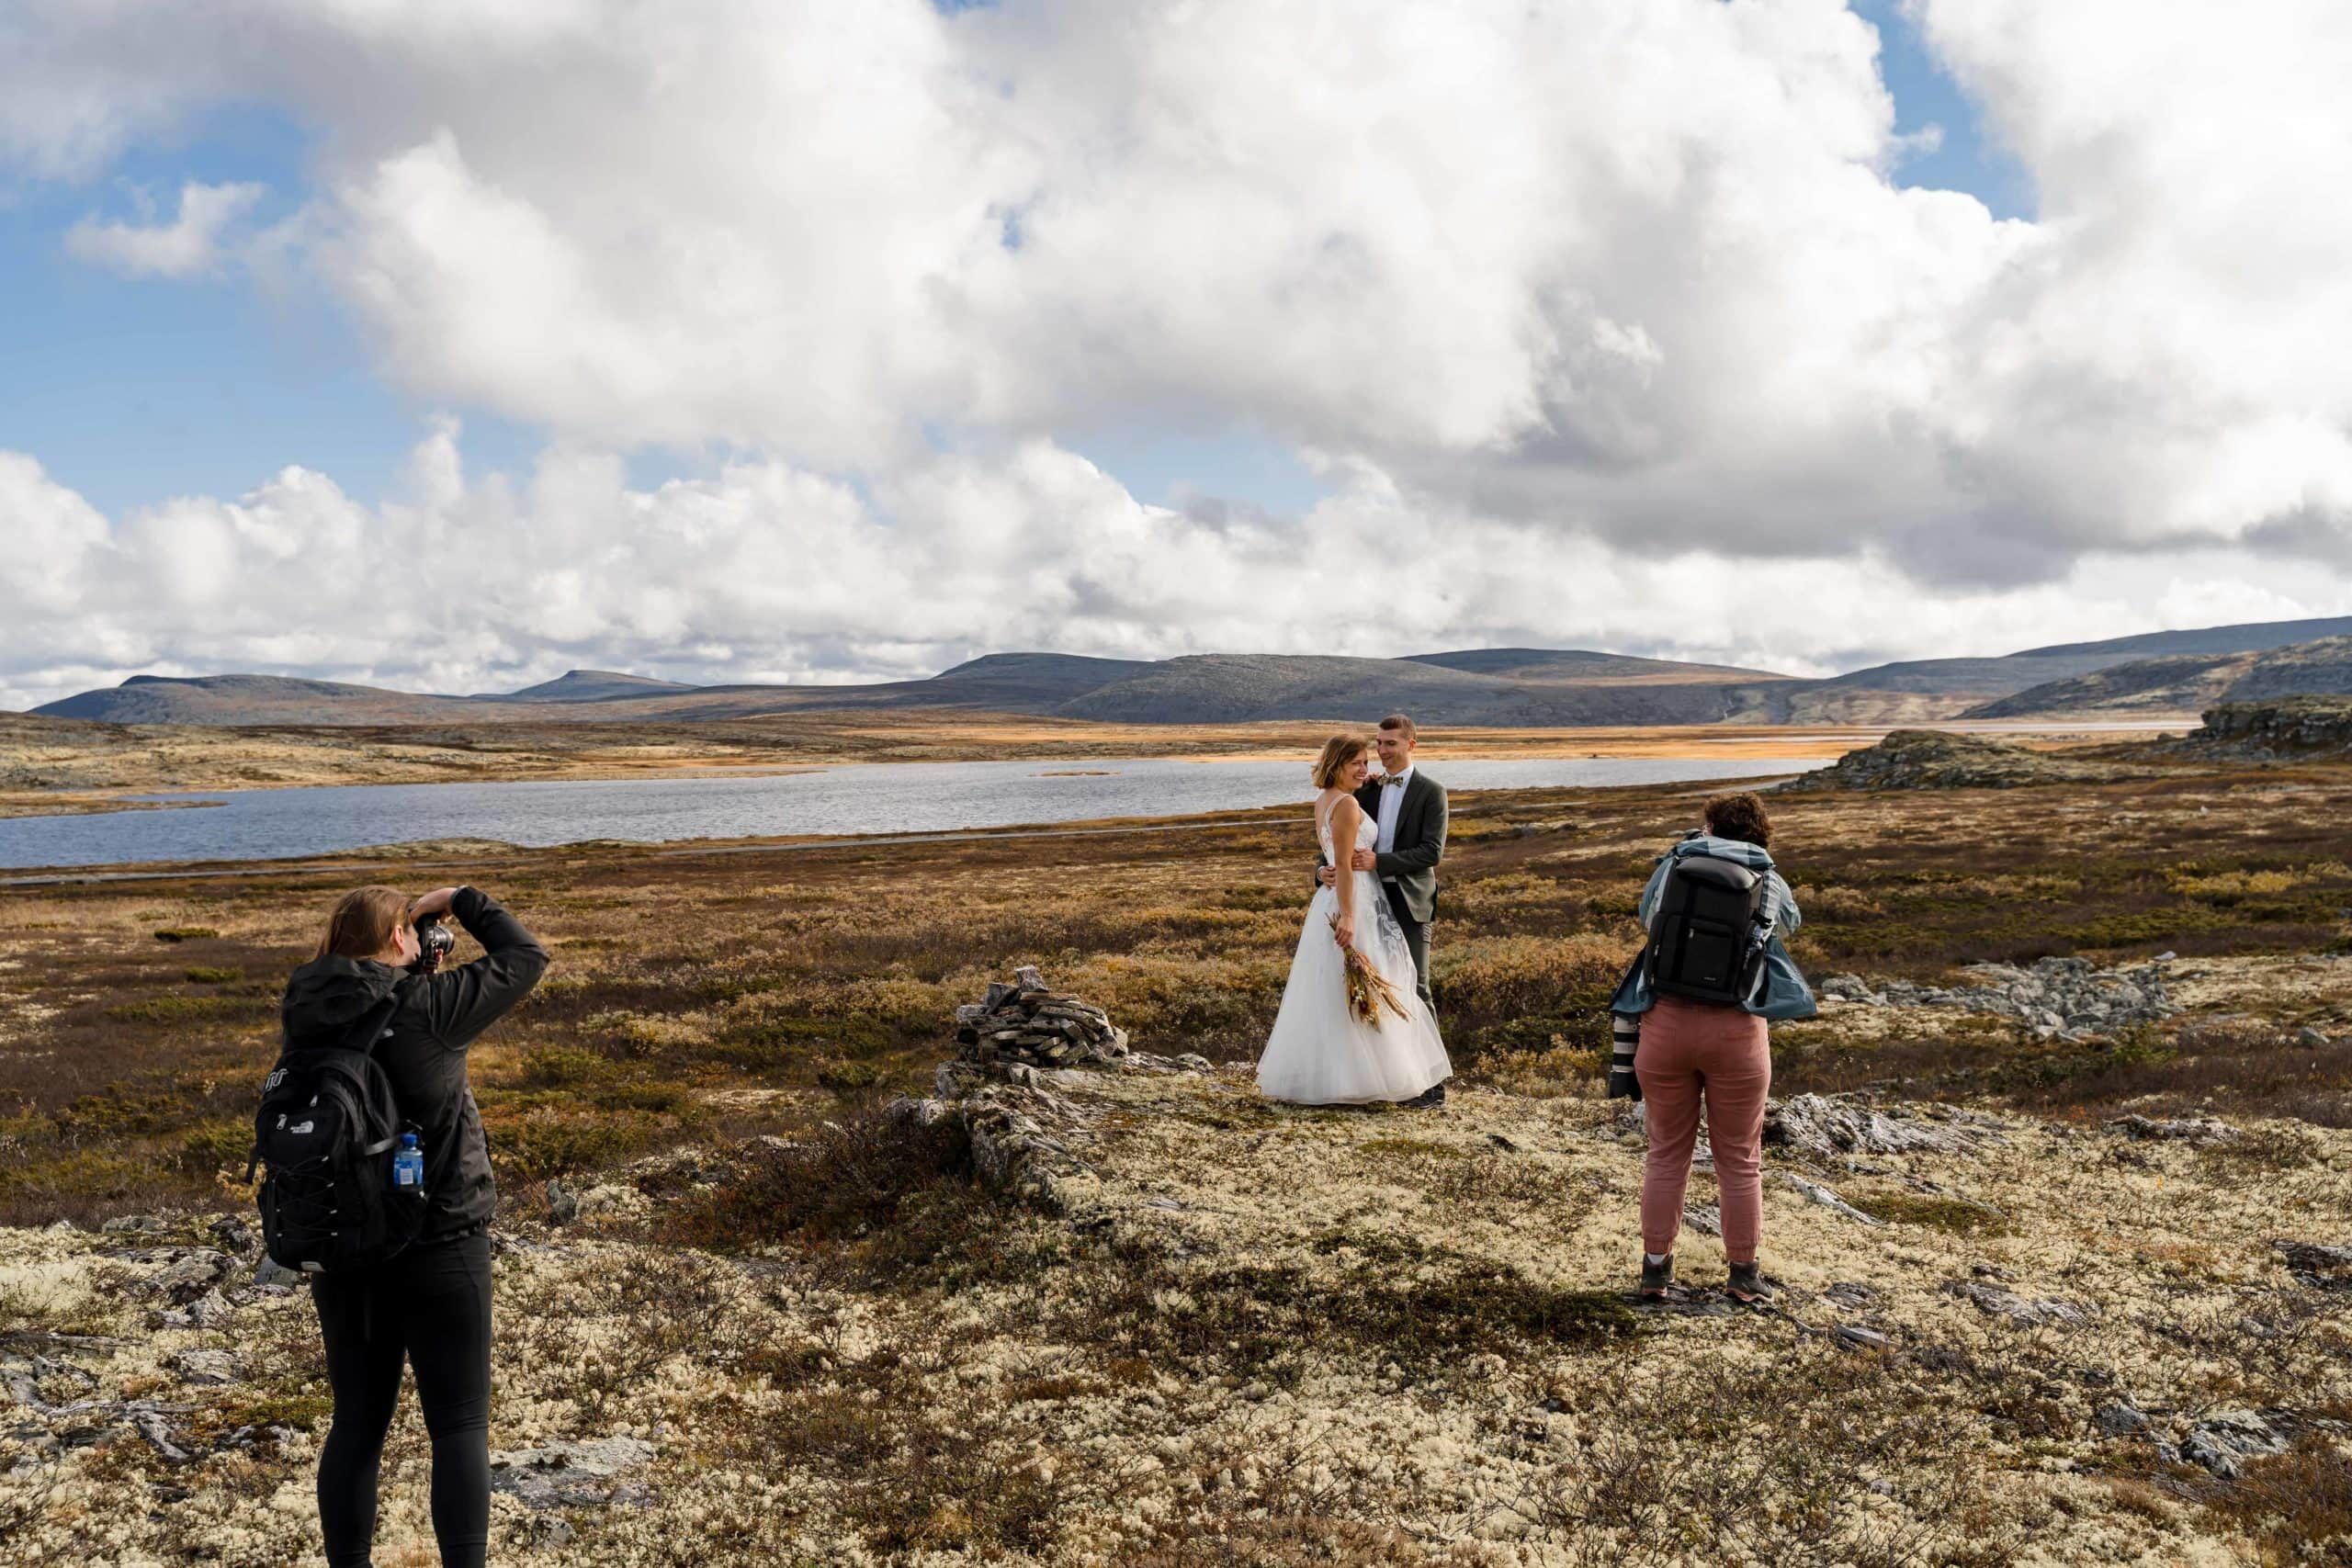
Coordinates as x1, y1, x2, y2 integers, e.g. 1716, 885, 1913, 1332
2177, 696, 2352, 758
33, 614, 2352, 729
1401, 647, 1781, 682
1967, 635, 2352, 719
1783, 729, 2153, 791
29, 673, 507, 726
1054, 653, 1791, 726
496, 670, 701, 703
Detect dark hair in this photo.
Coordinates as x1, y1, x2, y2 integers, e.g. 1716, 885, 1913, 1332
1702, 792, 1771, 848
315, 886, 412, 961
1377, 713, 1417, 741
1312, 733, 1372, 789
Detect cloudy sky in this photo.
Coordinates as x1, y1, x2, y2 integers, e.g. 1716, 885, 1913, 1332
3, 0, 2349, 709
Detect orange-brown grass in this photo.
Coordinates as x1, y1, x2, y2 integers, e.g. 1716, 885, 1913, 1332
4, 755, 2350, 1224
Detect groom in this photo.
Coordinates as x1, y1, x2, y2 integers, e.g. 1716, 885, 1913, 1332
1317, 714, 1448, 1076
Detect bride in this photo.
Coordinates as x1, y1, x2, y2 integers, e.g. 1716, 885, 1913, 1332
1258, 734, 1453, 1105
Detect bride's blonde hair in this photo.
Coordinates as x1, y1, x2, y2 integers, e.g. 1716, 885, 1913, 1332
1311, 734, 1371, 790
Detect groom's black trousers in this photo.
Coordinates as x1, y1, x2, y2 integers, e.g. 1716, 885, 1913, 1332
1383, 882, 1434, 1012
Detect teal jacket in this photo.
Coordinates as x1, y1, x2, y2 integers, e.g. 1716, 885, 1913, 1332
1609, 832, 1817, 1021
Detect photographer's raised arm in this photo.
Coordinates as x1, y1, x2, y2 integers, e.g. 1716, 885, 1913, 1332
415, 886, 549, 1049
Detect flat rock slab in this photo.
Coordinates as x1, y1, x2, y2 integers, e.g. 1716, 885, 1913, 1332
1781, 1174, 1885, 1226
2272, 1239, 2352, 1289
2111, 1114, 2238, 1145
489, 1435, 657, 1508
1941, 1278, 2094, 1328
166, 1348, 240, 1386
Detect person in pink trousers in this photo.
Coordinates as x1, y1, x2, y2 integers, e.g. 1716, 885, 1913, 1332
1607, 793, 1814, 1303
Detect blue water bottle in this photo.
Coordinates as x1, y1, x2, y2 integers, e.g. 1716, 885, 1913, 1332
392, 1132, 424, 1191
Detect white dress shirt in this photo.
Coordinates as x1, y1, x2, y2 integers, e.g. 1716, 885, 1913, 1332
1374, 764, 1413, 879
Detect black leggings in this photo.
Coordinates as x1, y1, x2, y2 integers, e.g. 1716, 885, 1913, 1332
311, 1232, 493, 1568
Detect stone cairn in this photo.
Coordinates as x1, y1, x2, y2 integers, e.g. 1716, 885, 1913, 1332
956, 964, 1131, 1068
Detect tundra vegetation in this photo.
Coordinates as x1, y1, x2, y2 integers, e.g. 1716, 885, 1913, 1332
2, 752, 2349, 1562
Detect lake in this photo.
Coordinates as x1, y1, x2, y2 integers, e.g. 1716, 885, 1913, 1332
0, 755, 1834, 870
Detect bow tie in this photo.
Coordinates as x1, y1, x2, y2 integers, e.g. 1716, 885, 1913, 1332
1380, 774, 1407, 788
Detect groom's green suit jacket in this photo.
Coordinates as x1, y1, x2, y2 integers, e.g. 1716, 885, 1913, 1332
1317, 771, 1448, 925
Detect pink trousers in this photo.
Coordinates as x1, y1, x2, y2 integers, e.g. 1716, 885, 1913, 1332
1634, 997, 1772, 1264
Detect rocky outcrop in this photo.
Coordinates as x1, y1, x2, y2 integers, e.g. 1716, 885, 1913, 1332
1763, 1092, 2003, 1158
1783, 729, 2147, 792
2178, 696, 2352, 760
1821, 955, 2177, 1042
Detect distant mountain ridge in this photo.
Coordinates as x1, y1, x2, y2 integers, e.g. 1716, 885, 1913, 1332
1965, 635, 2352, 719
29, 615, 2352, 728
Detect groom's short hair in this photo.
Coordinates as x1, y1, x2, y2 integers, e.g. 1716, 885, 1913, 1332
1378, 713, 1417, 741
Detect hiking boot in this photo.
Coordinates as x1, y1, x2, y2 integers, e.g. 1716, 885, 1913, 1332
1726, 1260, 1770, 1303
1398, 1081, 1447, 1110
1639, 1254, 1674, 1299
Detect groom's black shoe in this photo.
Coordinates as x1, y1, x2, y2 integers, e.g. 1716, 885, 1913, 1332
1399, 1081, 1447, 1110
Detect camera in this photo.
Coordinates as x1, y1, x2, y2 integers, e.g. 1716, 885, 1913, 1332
414, 914, 458, 975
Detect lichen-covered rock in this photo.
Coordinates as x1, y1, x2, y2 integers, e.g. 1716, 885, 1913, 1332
1822, 955, 2177, 1042
2111, 1113, 2238, 1145
2095, 1402, 2152, 1437
1764, 1093, 2000, 1158
2181, 1409, 2289, 1478
2272, 1239, 2352, 1290
165, 1348, 239, 1386
1940, 1278, 2094, 1328
487, 1435, 657, 1508
1781, 1174, 1885, 1226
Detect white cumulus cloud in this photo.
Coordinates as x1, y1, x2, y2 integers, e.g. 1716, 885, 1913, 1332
0, 0, 2349, 694
5, 427, 2352, 712
64, 179, 265, 277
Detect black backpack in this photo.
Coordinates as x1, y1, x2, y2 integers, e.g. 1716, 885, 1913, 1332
247, 981, 425, 1275
1641, 852, 1772, 1008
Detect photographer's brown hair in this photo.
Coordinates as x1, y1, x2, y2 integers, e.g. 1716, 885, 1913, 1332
315, 886, 412, 962
1312, 734, 1372, 790
1702, 792, 1771, 849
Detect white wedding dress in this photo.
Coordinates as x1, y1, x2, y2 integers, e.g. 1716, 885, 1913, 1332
1257, 796, 1453, 1104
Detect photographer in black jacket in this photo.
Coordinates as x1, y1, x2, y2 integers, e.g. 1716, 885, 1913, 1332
282, 884, 547, 1568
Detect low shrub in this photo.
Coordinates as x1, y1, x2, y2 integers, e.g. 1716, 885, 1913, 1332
674, 1107, 976, 1257
1857, 1191, 2011, 1236
104, 993, 267, 1025
178, 1120, 253, 1174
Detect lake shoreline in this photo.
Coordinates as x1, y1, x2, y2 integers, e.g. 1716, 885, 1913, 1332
0, 762, 1830, 882
0, 710, 2182, 824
